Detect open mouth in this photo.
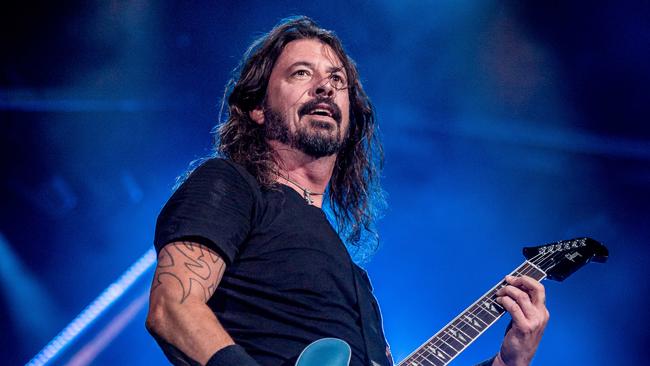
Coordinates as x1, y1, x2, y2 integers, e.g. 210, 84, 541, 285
308, 106, 334, 118
300, 100, 340, 123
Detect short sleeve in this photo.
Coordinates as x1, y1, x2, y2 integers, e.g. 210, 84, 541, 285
154, 158, 255, 264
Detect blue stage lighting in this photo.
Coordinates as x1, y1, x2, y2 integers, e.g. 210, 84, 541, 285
25, 248, 157, 366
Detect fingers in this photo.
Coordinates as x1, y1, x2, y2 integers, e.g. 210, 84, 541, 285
496, 282, 536, 319
496, 275, 549, 324
496, 294, 527, 325
506, 275, 546, 306
494, 276, 550, 364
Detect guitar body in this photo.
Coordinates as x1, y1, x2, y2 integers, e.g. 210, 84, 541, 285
295, 338, 351, 366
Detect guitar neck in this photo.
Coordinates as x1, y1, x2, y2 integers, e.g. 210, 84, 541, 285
398, 261, 546, 366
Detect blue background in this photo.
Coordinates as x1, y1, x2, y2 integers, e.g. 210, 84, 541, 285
2, 1, 648, 365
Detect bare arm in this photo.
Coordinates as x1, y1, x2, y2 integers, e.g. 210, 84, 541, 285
146, 241, 234, 365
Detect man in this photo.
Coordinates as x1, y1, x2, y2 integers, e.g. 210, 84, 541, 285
146, 17, 549, 366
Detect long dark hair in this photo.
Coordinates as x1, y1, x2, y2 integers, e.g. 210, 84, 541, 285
216, 16, 384, 260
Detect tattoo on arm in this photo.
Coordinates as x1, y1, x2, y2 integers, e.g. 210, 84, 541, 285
151, 242, 226, 304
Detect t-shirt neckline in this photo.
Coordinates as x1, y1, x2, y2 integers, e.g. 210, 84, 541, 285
279, 183, 325, 211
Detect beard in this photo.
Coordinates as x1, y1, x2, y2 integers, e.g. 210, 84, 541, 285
262, 100, 346, 158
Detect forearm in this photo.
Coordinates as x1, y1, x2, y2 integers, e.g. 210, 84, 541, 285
490, 354, 506, 366
146, 241, 255, 365
147, 296, 234, 365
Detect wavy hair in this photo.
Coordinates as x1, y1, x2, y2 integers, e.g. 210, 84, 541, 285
216, 16, 384, 259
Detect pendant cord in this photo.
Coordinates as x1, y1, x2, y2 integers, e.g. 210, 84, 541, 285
273, 170, 324, 205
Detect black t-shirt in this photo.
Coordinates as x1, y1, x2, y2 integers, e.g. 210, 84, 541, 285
154, 158, 391, 366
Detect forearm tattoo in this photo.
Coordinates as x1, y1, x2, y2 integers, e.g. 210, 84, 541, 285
151, 242, 226, 304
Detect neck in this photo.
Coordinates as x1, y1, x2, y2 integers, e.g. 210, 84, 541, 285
269, 140, 336, 208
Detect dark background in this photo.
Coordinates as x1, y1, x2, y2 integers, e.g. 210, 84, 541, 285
2, 1, 649, 365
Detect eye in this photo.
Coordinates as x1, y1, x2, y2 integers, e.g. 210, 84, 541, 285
330, 73, 347, 89
292, 69, 311, 79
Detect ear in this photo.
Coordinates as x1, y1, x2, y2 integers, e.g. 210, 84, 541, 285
249, 107, 264, 125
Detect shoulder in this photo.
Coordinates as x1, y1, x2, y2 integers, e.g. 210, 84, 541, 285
155, 158, 262, 263
162, 157, 264, 215
189, 157, 254, 181
182, 157, 260, 194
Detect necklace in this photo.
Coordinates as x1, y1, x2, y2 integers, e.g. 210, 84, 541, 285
275, 171, 324, 205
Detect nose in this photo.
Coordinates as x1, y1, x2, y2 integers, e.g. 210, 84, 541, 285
314, 77, 335, 98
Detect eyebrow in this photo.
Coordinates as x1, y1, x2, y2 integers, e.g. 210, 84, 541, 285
287, 61, 345, 74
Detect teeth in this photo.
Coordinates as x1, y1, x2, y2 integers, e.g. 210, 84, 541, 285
311, 109, 331, 116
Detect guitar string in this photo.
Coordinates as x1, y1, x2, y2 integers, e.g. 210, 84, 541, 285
404, 248, 558, 366
405, 251, 552, 366
407, 246, 562, 366
416, 248, 561, 365
406, 251, 553, 366
413, 252, 544, 362
404, 262, 539, 365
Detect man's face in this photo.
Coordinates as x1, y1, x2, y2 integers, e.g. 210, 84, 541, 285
252, 38, 351, 158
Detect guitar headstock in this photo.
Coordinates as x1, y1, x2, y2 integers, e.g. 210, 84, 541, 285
523, 237, 608, 281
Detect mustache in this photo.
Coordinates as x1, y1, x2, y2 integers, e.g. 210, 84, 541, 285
298, 98, 342, 124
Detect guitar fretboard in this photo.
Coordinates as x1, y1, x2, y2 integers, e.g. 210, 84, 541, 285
398, 261, 546, 366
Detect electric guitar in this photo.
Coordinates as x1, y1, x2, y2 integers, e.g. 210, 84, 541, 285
295, 237, 608, 366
